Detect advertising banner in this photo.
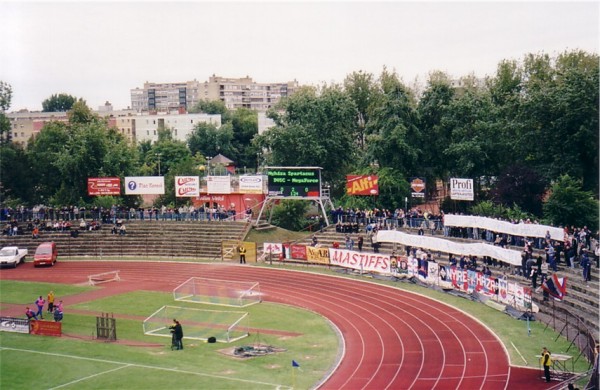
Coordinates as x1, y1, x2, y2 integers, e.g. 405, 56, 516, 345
289, 244, 307, 260
239, 175, 264, 194
346, 175, 379, 196
125, 176, 165, 195
450, 178, 474, 201
0, 317, 30, 334
29, 320, 62, 337
175, 176, 200, 197
328, 248, 391, 273
263, 243, 283, 254
88, 177, 121, 196
207, 176, 232, 194
410, 177, 426, 198
306, 246, 330, 264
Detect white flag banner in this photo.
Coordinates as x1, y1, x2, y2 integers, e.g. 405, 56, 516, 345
443, 214, 564, 241
376, 230, 522, 266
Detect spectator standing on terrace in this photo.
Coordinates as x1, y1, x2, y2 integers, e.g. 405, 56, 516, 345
35, 295, 45, 320
580, 251, 591, 285
546, 243, 557, 272
531, 267, 539, 289
357, 236, 363, 252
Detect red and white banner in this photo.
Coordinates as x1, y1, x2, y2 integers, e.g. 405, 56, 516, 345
263, 243, 283, 254
175, 176, 200, 197
88, 177, 120, 196
328, 248, 391, 273
125, 176, 165, 195
29, 320, 62, 337
346, 175, 379, 196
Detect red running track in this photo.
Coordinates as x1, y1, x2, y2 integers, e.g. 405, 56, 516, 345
0, 261, 554, 390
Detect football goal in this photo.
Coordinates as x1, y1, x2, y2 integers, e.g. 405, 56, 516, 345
143, 305, 250, 343
173, 277, 262, 307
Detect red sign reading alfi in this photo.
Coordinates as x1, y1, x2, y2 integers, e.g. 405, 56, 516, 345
346, 175, 379, 196
88, 178, 121, 196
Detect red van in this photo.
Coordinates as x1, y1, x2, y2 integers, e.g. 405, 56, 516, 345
33, 242, 58, 267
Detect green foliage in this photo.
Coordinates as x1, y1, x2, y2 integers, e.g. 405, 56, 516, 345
255, 85, 358, 190
42, 93, 77, 112
543, 175, 599, 230
490, 164, 547, 216
469, 200, 504, 217
271, 200, 310, 231
365, 69, 420, 177
187, 122, 236, 160
0, 81, 12, 144
0, 143, 31, 203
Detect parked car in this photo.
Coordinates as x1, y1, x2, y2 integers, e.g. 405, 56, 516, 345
33, 242, 57, 267
0, 246, 28, 268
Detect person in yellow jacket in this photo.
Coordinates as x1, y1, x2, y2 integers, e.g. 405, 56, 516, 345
238, 245, 246, 264
541, 347, 552, 382
47, 290, 55, 313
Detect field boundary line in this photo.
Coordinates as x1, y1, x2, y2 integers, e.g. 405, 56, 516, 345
50, 364, 132, 389
0, 347, 291, 389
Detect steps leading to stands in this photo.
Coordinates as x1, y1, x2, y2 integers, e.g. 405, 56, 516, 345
0, 220, 250, 261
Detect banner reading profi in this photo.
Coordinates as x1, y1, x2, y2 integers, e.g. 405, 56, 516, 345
346, 175, 379, 196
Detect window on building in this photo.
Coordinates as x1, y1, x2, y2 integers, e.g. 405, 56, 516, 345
153, 130, 156, 135
147, 130, 150, 136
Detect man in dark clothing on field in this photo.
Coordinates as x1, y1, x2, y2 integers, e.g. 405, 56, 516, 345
170, 319, 183, 350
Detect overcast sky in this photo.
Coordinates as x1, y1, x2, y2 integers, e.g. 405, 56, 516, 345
1, 1, 598, 112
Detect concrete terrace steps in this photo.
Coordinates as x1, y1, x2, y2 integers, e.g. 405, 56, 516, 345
0, 220, 250, 260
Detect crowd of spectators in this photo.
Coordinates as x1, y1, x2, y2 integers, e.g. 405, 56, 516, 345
0, 203, 243, 227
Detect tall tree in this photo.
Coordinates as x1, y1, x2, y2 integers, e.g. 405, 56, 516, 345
365, 68, 420, 178
343, 70, 379, 151
543, 175, 598, 230
255, 85, 358, 193
230, 108, 258, 170
42, 93, 77, 112
0, 81, 12, 144
416, 72, 455, 189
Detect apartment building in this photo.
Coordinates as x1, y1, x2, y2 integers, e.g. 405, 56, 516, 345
131, 75, 299, 113
7, 111, 69, 145
134, 112, 221, 143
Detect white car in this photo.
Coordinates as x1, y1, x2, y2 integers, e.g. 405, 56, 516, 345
0, 246, 28, 268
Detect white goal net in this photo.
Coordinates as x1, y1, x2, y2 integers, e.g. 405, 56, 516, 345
173, 277, 262, 307
143, 305, 250, 343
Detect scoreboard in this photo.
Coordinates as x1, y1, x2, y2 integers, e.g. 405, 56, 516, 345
267, 168, 321, 198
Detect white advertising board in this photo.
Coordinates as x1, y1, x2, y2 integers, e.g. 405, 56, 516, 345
125, 176, 165, 195
207, 176, 232, 194
239, 175, 263, 194
450, 178, 474, 201
175, 176, 200, 197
